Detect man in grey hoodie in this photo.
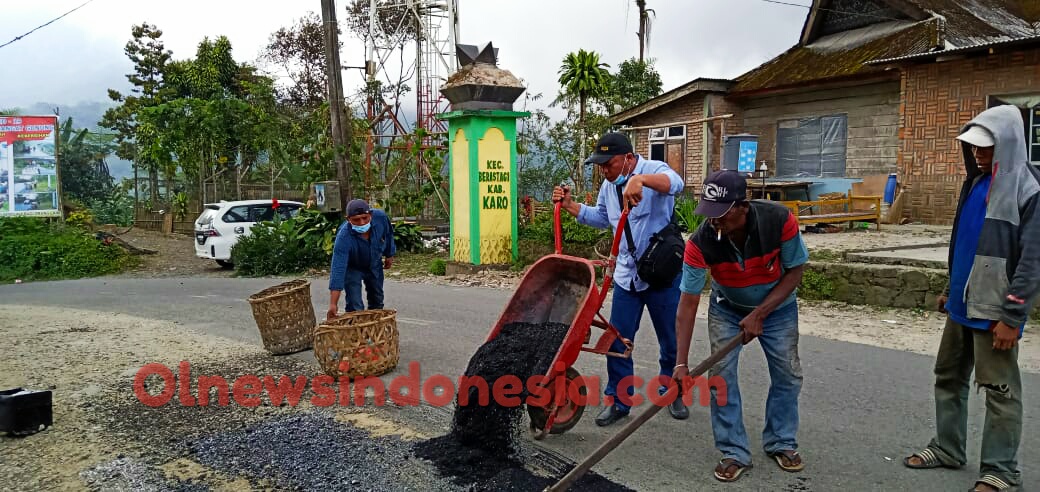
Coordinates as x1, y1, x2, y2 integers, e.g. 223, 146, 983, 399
903, 105, 1034, 491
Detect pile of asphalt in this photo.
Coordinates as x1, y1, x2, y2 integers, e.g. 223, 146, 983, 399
413, 321, 634, 491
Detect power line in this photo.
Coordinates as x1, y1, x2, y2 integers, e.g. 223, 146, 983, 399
0, 0, 98, 50
755, 0, 908, 23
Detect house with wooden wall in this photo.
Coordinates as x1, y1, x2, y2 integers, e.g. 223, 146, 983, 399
611, 0, 1039, 224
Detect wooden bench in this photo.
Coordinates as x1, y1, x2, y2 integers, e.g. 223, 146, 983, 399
779, 193, 882, 230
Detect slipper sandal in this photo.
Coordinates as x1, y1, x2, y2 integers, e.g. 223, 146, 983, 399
971, 475, 1014, 491
903, 448, 949, 469
714, 458, 751, 482
770, 450, 805, 472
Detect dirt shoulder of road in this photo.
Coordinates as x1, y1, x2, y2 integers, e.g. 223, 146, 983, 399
106, 227, 236, 279
0, 305, 451, 491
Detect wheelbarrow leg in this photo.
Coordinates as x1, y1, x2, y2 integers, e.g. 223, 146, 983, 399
543, 335, 744, 492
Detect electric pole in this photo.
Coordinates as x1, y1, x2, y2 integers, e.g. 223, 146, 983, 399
321, 0, 353, 213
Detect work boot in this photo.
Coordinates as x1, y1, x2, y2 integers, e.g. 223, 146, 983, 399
668, 398, 689, 420
595, 404, 629, 427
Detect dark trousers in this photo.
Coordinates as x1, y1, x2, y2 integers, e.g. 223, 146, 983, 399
343, 267, 384, 312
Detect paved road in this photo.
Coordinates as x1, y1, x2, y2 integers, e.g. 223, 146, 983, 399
1, 277, 1037, 491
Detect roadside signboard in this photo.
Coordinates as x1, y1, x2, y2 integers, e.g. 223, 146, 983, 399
0, 115, 61, 217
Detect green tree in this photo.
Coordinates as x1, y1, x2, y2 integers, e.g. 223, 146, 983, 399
604, 57, 663, 114
555, 49, 611, 193
57, 118, 117, 204
101, 23, 173, 206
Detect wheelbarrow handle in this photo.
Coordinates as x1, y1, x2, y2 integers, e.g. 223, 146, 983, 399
552, 183, 569, 255
554, 200, 563, 255
544, 334, 744, 492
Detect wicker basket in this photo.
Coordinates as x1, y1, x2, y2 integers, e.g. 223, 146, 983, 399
247, 279, 316, 355
314, 309, 399, 378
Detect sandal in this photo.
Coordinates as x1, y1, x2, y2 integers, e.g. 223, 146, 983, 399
769, 450, 805, 472
903, 448, 952, 469
971, 474, 1014, 491
713, 458, 751, 482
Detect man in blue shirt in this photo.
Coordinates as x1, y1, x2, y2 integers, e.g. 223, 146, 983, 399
551, 132, 687, 426
327, 199, 396, 319
904, 105, 1036, 492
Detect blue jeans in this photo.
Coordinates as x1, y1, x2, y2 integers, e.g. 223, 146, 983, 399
707, 295, 802, 465
604, 275, 680, 412
343, 267, 384, 312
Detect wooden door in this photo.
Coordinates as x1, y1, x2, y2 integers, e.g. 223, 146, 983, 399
666, 142, 685, 182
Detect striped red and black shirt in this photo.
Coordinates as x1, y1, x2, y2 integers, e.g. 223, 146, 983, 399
680, 200, 808, 310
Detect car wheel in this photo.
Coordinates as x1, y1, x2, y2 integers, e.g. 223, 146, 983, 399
216, 260, 234, 269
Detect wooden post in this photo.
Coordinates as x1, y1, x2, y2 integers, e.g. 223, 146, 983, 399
321, 0, 352, 214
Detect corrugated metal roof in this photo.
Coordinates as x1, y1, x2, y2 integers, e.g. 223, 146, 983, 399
906, 0, 1038, 44
869, 32, 1040, 64
609, 78, 733, 125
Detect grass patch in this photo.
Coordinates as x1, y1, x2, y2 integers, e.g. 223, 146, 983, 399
392, 251, 449, 277
798, 269, 836, 300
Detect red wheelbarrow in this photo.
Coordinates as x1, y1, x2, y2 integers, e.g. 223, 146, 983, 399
483, 193, 634, 440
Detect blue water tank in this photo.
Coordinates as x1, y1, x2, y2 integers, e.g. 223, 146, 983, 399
883, 173, 897, 204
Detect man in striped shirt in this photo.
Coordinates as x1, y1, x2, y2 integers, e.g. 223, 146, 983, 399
673, 170, 809, 483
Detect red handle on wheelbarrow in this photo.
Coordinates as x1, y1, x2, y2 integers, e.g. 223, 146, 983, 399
553, 184, 569, 255
553, 200, 563, 255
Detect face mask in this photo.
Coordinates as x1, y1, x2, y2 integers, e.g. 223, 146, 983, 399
351, 223, 371, 233
611, 157, 633, 186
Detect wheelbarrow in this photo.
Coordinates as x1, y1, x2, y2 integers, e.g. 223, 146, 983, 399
483, 189, 634, 440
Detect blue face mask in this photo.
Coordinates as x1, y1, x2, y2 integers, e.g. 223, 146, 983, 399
611, 157, 633, 186
351, 223, 371, 233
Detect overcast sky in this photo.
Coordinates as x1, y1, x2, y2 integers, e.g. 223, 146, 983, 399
0, 0, 808, 121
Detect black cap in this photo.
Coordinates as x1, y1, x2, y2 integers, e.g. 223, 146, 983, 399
695, 170, 747, 218
585, 132, 634, 165
346, 199, 371, 217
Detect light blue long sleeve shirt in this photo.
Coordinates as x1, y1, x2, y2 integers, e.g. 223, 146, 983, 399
577, 155, 684, 292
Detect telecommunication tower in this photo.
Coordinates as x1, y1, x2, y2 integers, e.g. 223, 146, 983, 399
359, 0, 458, 216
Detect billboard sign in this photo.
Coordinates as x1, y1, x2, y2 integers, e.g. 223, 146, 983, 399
0, 115, 60, 217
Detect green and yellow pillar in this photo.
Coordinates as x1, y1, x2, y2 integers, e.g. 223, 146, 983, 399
438, 42, 528, 266
440, 111, 529, 265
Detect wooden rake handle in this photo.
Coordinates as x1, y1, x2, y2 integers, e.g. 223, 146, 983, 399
544, 334, 744, 492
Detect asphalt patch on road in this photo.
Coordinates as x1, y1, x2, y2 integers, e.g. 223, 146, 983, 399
413, 321, 634, 491
190, 412, 456, 491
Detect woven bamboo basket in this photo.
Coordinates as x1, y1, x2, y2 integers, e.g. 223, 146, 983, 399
247, 279, 316, 355
314, 309, 399, 378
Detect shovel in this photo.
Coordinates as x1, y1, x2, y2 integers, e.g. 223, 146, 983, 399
544, 334, 744, 492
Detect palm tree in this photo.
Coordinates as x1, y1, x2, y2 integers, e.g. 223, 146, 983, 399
556, 49, 610, 191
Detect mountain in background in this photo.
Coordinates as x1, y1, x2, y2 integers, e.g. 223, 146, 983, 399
16, 101, 134, 182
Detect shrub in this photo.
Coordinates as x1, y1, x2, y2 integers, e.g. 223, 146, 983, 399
519, 209, 608, 246
393, 221, 425, 253
230, 217, 330, 276
0, 218, 133, 282
675, 195, 706, 234
89, 188, 135, 226
429, 258, 447, 276
65, 210, 94, 230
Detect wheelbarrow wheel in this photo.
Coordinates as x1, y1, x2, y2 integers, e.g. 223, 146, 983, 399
527, 367, 587, 437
